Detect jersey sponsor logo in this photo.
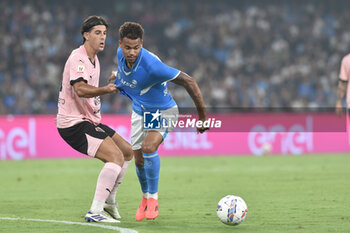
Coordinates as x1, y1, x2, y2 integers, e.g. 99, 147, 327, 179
117, 67, 136, 88
77, 65, 85, 73
119, 77, 137, 88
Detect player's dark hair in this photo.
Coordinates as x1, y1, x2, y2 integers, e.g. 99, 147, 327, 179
119, 22, 144, 40
81, 15, 109, 43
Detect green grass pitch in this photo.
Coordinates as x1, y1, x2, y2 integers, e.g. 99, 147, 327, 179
0, 154, 350, 233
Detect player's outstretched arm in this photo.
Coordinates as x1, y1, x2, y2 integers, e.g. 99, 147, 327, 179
335, 79, 348, 117
171, 72, 209, 133
107, 71, 117, 83
73, 80, 118, 98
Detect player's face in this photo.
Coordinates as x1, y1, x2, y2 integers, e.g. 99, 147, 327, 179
84, 25, 107, 52
119, 38, 143, 66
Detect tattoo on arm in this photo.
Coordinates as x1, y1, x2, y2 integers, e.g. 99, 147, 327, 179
171, 72, 206, 118
337, 80, 348, 101
171, 72, 192, 88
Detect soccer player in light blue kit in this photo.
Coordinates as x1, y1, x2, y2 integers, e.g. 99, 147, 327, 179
112, 22, 209, 221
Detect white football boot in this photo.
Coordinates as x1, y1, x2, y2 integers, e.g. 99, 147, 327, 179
104, 202, 121, 219
85, 211, 120, 223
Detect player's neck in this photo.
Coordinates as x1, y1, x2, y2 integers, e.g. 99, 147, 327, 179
126, 61, 134, 69
83, 43, 97, 63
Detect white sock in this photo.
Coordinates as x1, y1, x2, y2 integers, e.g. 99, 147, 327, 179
90, 200, 105, 213
143, 192, 149, 198
148, 192, 158, 200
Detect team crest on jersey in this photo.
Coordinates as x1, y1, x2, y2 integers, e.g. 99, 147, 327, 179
94, 96, 100, 106
77, 65, 85, 73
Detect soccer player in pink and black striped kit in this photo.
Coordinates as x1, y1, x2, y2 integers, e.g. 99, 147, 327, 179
56, 16, 132, 223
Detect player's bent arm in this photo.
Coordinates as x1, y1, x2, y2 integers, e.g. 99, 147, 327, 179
336, 79, 348, 103
171, 72, 207, 120
73, 80, 118, 98
335, 79, 348, 117
107, 72, 117, 83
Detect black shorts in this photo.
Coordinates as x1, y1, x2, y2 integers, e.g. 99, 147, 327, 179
57, 121, 115, 156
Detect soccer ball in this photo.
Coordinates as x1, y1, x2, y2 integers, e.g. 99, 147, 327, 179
261, 142, 272, 155
216, 195, 248, 225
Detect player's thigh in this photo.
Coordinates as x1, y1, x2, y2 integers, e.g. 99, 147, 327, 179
58, 121, 111, 158
95, 136, 124, 166
140, 106, 179, 153
141, 131, 163, 154
91, 123, 124, 163
162, 106, 179, 133
111, 133, 133, 161
131, 111, 146, 151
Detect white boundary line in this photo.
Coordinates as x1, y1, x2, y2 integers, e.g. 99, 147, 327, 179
0, 217, 138, 233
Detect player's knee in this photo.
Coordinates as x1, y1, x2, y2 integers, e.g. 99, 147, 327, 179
124, 145, 134, 161
113, 152, 124, 166
141, 143, 157, 154
105, 150, 124, 166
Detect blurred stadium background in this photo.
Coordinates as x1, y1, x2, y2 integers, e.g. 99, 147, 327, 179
1, 0, 350, 159
2, 0, 350, 114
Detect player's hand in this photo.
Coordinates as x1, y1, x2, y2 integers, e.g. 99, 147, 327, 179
107, 71, 117, 83
197, 118, 210, 134
105, 83, 118, 93
335, 101, 343, 117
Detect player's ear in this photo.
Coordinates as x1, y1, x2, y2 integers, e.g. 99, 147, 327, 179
83, 32, 89, 41
140, 39, 143, 48
119, 40, 122, 48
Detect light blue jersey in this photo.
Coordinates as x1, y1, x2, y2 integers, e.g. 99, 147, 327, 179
115, 47, 180, 115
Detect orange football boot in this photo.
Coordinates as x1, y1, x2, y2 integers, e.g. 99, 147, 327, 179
135, 197, 148, 221
145, 197, 159, 220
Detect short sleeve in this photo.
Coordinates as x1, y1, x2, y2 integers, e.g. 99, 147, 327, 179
340, 55, 350, 81
150, 58, 180, 83
69, 55, 88, 83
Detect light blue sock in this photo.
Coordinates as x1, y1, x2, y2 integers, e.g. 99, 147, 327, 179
136, 164, 148, 194
143, 151, 160, 194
